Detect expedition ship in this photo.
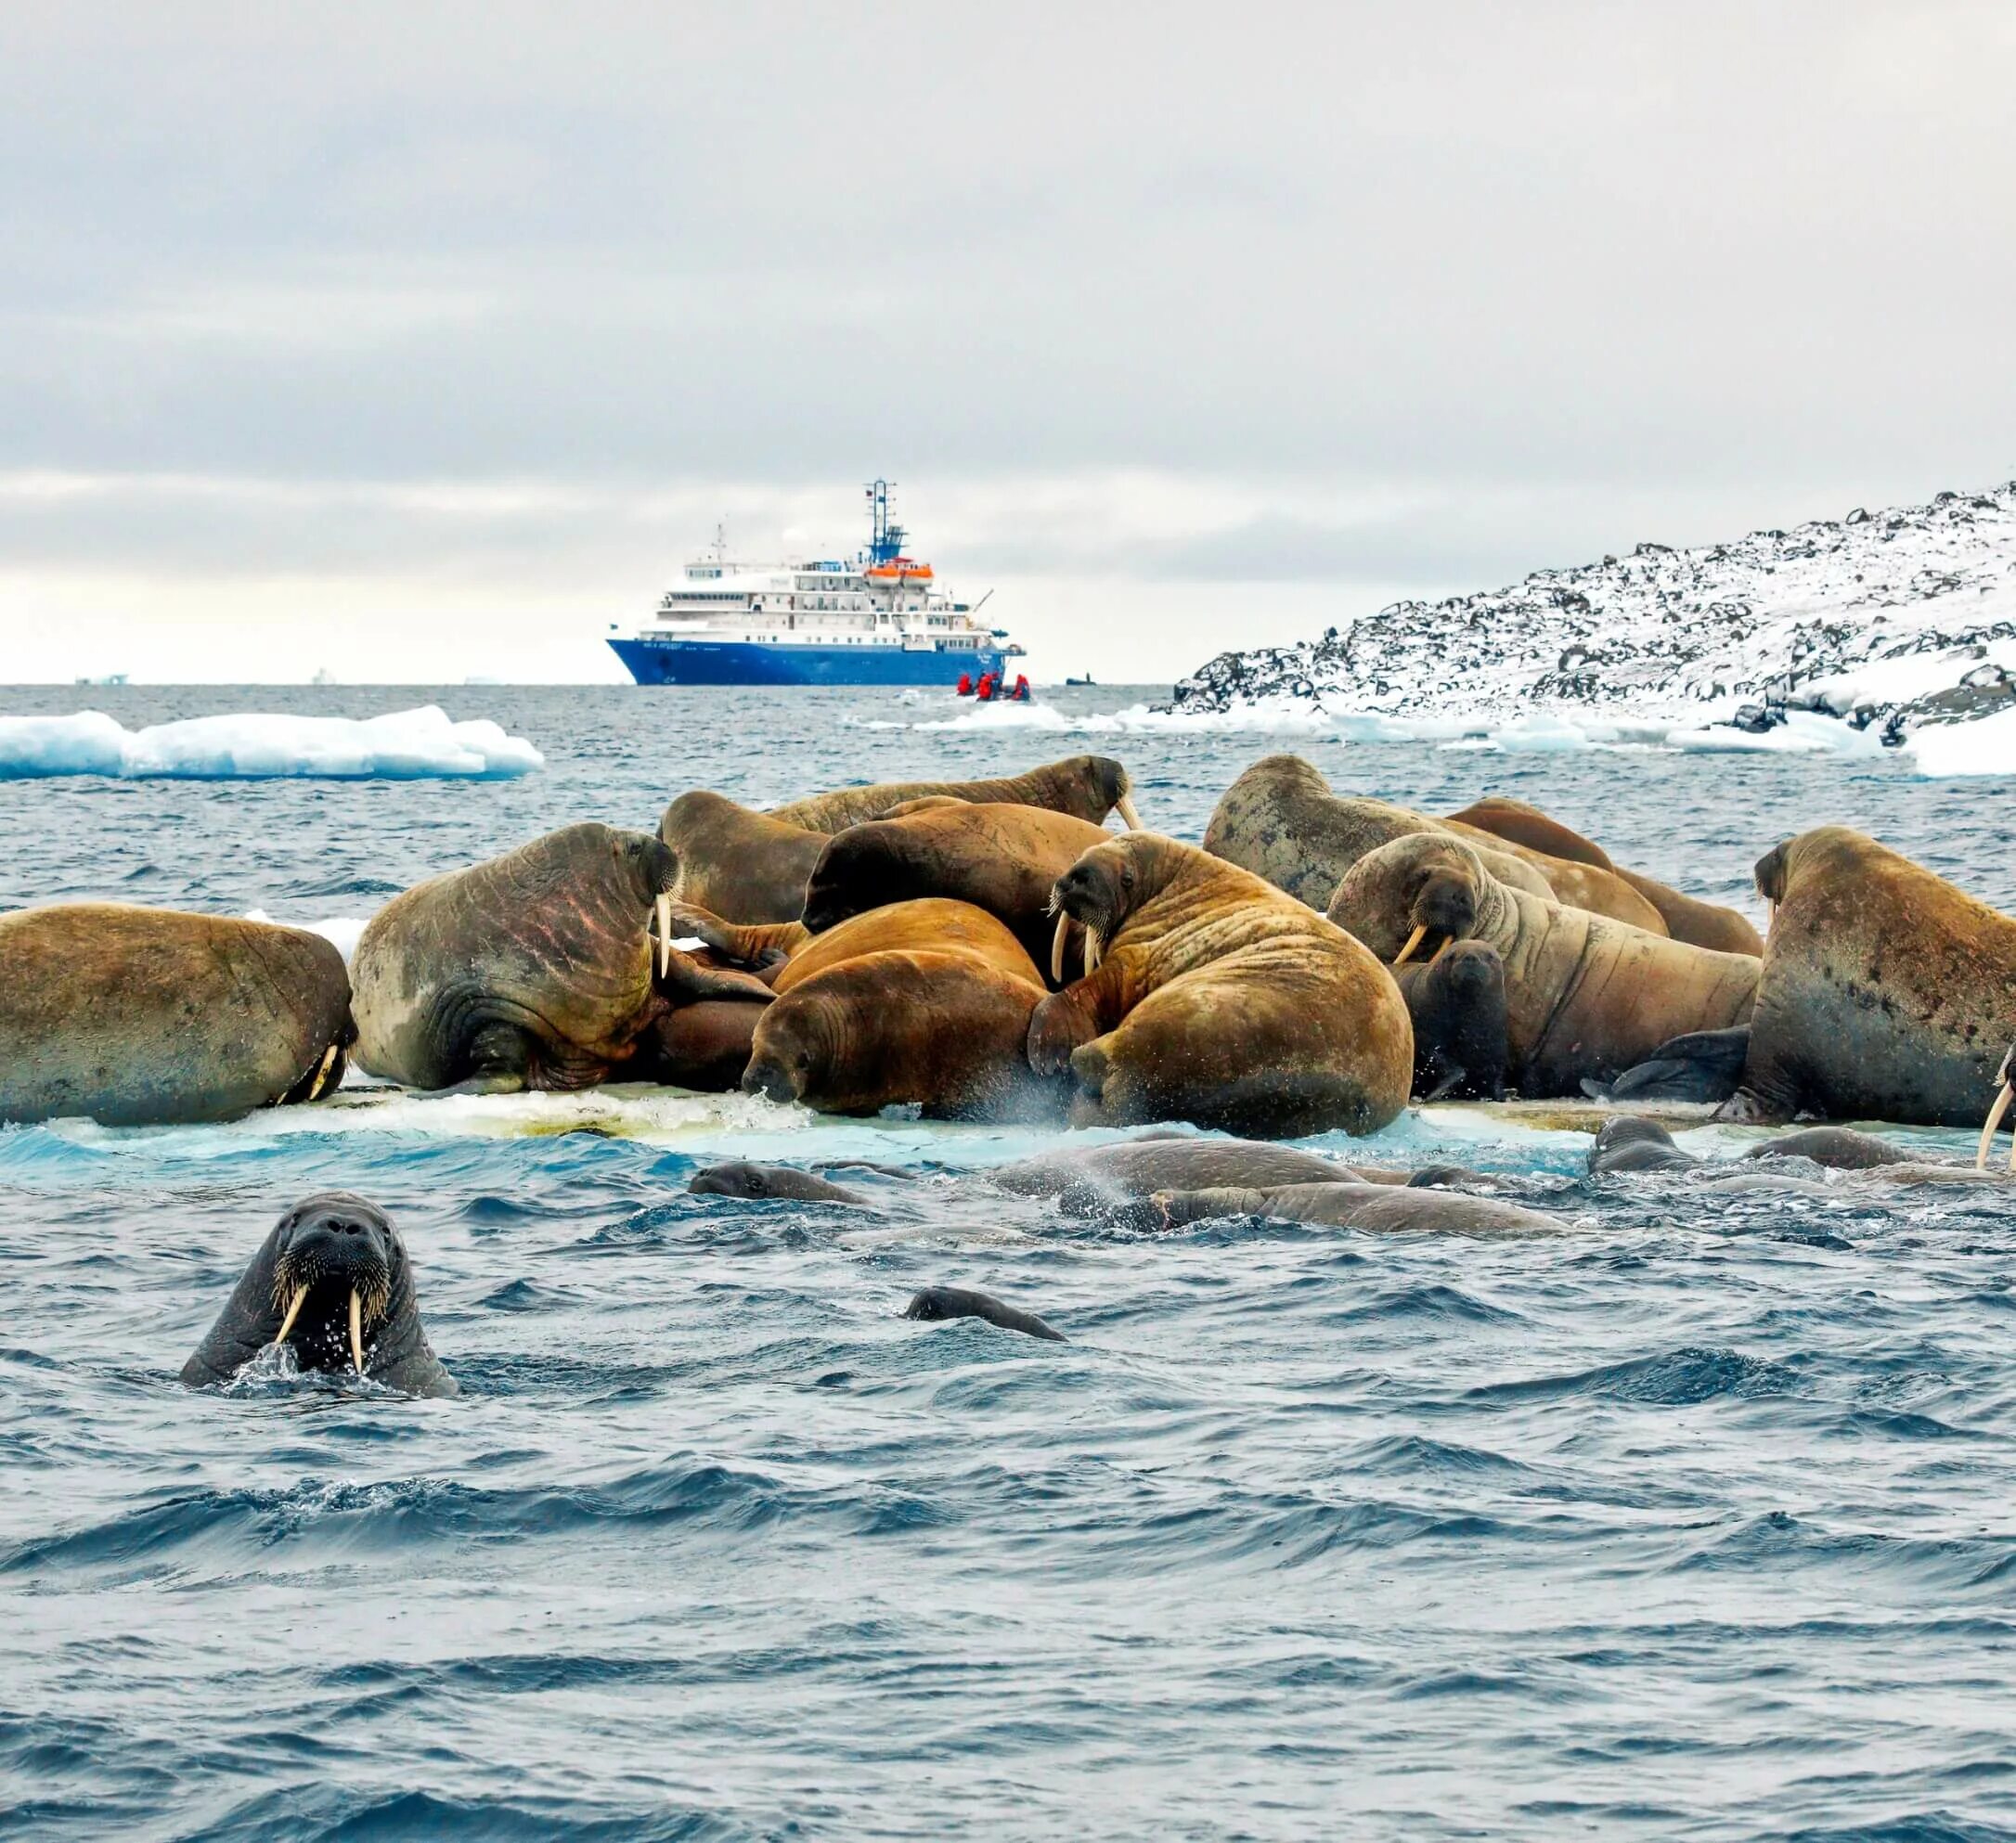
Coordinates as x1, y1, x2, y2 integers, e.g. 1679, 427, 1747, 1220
608, 481, 1023, 687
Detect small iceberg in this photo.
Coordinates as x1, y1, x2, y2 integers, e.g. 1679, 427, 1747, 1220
0, 705, 544, 780
1906, 705, 2016, 778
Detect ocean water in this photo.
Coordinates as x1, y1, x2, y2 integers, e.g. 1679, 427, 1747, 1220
4, 683, 2014, 1843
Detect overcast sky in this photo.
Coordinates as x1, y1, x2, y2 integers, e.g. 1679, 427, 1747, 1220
3, 2, 2012, 683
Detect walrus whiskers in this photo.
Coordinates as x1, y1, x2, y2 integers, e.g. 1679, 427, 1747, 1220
1117, 794, 1143, 831
1051, 911, 1070, 984
1394, 923, 1429, 966
272, 1285, 307, 1347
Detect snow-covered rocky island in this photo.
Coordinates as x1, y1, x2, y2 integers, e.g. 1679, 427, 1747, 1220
1166, 481, 2016, 774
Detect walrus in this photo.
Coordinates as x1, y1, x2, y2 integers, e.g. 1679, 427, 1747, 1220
1586, 1117, 1699, 1175
1328, 835, 1758, 1099
768, 754, 1143, 834
904, 1285, 1066, 1341
1724, 828, 2016, 1130
744, 947, 1054, 1120
689, 1161, 872, 1204
352, 823, 771, 1090
772, 898, 1042, 995
1394, 940, 1509, 1101
1747, 1126, 1916, 1170
1202, 754, 1667, 932
1028, 832, 1414, 1138
798, 803, 1117, 981
1446, 795, 1764, 955
1581, 1025, 1752, 1105
181, 1194, 456, 1397
656, 791, 828, 923
1152, 1182, 1565, 1238
0, 904, 354, 1128
990, 1134, 1374, 1206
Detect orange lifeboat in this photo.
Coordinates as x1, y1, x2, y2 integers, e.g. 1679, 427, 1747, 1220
864, 557, 935, 584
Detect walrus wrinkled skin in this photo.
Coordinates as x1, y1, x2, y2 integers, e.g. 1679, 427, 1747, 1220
352, 823, 769, 1091
689, 1161, 872, 1204
799, 803, 1117, 981
1029, 832, 1414, 1138
657, 792, 828, 924
0, 904, 354, 1127
772, 898, 1041, 995
1395, 940, 1509, 1101
1328, 836, 1759, 1099
769, 755, 1143, 835
904, 1285, 1066, 1341
1153, 1182, 1564, 1238
1725, 828, 2016, 1130
1582, 1025, 1751, 1105
744, 948, 1054, 1120
1446, 795, 1764, 956
1202, 755, 1668, 933
182, 1193, 456, 1397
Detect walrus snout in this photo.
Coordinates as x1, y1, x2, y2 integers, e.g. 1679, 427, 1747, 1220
1394, 871, 1478, 965
741, 1053, 803, 1104
269, 1193, 397, 1375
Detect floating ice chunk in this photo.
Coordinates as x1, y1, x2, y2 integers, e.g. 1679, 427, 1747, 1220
1906, 706, 2016, 778
0, 706, 543, 780
1661, 712, 1889, 756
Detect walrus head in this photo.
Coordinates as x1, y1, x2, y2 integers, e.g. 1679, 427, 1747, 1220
741, 995, 839, 1105
265, 1193, 402, 1377
1328, 835, 1487, 967
800, 826, 909, 935
1084, 757, 1144, 831
1046, 833, 1176, 979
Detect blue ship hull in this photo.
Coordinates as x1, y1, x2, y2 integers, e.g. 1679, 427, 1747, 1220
610, 638, 1006, 688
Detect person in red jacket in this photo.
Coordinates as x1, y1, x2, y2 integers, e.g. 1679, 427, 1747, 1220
955, 672, 974, 696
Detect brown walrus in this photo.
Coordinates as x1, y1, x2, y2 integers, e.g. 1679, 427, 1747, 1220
1152, 1182, 1566, 1237
1327, 834, 1759, 1098
772, 897, 1043, 994
743, 948, 1054, 1120
767, 754, 1143, 834
798, 802, 1117, 982
1027, 832, 1414, 1138
1394, 939, 1509, 1101
1445, 795, 1763, 955
0, 904, 355, 1127
1202, 754, 1667, 932
656, 791, 828, 924
1723, 828, 2016, 1129
352, 823, 771, 1091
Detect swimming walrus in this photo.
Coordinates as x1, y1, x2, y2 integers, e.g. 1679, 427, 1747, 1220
656, 791, 828, 924
182, 1193, 456, 1397
0, 904, 354, 1127
1152, 1182, 1565, 1237
1394, 939, 1509, 1101
991, 1133, 1371, 1202
1328, 835, 1759, 1098
1585, 1117, 1700, 1175
1028, 831, 1414, 1138
1202, 754, 1668, 932
768, 754, 1143, 834
1718, 829, 2016, 1132
799, 802, 1118, 981
743, 936, 1055, 1121
904, 1285, 1066, 1341
689, 1161, 872, 1204
351, 823, 771, 1091
1445, 795, 1764, 955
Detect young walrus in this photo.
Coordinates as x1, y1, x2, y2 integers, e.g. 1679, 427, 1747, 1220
1027, 832, 1413, 1139
1328, 835, 1759, 1099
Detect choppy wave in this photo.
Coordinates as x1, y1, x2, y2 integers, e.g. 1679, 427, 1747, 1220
0, 704, 543, 779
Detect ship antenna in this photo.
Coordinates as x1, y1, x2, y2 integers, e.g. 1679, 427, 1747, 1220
864, 478, 903, 566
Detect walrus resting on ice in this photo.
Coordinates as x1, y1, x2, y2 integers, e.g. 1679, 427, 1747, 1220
1445, 795, 1763, 955
1028, 832, 1414, 1138
904, 1285, 1066, 1341
1328, 835, 1758, 1099
182, 1194, 456, 1397
1724, 828, 2016, 1131
352, 823, 771, 1091
1395, 940, 1509, 1101
768, 755, 1143, 834
1152, 1183, 1565, 1238
799, 802, 1117, 981
657, 791, 829, 924
0, 904, 354, 1127
1201, 754, 1666, 932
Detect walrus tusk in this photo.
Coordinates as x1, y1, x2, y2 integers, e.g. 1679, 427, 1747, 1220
1428, 937, 1451, 967
1977, 1082, 2013, 1169
653, 894, 673, 980
304, 1041, 341, 1102
1084, 927, 1102, 975
1051, 911, 1070, 984
272, 1286, 307, 1347
1117, 794, 1144, 831
349, 1288, 366, 1376
1394, 923, 1429, 967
